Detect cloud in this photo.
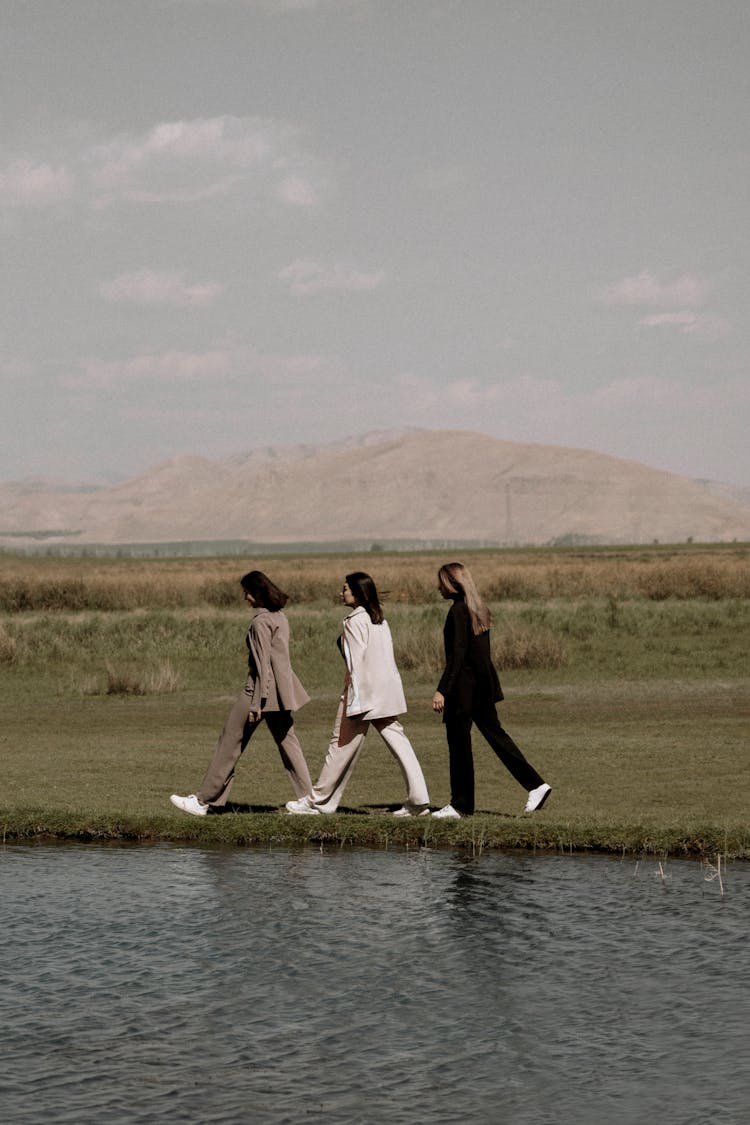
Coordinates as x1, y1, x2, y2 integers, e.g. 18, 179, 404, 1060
92, 117, 268, 183
3, 115, 326, 212
276, 174, 320, 207
598, 271, 713, 309
278, 259, 385, 296
169, 0, 361, 9
100, 270, 222, 307
89, 115, 295, 206
0, 159, 74, 207
72, 350, 233, 388
251, 0, 365, 11
64, 344, 342, 390
638, 311, 731, 338
394, 373, 504, 410
596, 270, 731, 339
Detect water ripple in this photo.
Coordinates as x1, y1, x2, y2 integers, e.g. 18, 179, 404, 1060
0, 845, 747, 1124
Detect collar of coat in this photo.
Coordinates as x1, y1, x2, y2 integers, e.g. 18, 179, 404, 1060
344, 606, 368, 621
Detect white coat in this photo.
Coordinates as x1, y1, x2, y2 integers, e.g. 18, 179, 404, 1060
341, 606, 407, 720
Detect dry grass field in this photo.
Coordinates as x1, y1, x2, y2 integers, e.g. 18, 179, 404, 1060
1, 542, 749, 609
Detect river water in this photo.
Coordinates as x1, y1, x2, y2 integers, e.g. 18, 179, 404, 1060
0, 844, 747, 1125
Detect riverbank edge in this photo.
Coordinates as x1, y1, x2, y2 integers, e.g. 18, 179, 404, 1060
1, 808, 747, 859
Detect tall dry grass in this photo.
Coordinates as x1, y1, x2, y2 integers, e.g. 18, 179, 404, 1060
0, 544, 748, 610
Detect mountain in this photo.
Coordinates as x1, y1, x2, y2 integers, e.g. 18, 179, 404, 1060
1, 430, 749, 547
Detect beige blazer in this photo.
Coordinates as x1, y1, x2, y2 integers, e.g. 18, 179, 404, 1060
342, 606, 407, 720
245, 609, 310, 713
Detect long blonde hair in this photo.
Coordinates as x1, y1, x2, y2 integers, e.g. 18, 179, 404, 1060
437, 562, 491, 635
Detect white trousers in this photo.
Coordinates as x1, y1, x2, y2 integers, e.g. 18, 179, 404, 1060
309, 698, 430, 813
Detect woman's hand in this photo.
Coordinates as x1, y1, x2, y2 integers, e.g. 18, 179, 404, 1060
248, 709, 262, 723
432, 691, 445, 713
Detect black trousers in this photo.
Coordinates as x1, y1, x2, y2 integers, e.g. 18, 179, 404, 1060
444, 701, 544, 815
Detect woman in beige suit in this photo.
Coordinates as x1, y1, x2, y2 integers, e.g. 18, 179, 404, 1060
286, 571, 430, 816
170, 570, 313, 816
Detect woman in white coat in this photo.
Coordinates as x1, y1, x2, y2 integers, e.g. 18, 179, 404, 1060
286, 572, 430, 816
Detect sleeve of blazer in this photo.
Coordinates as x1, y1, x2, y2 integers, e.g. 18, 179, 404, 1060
437, 601, 470, 699
342, 612, 369, 714
246, 612, 274, 711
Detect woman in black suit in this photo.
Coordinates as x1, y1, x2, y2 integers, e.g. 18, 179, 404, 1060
431, 561, 551, 818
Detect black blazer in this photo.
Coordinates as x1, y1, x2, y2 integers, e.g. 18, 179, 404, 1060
437, 599, 503, 716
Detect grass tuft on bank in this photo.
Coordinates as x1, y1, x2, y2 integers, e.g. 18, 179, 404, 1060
2, 807, 748, 860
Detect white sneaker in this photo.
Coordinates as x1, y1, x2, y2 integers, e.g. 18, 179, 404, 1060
170, 794, 208, 817
525, 783, 552, 812
285, 797, 321, 815
431, 804, 462, 819
393, 805, 431, 817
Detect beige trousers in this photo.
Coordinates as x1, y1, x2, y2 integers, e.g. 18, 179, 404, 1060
197, 689, 313, 806
308, 698, 430, 813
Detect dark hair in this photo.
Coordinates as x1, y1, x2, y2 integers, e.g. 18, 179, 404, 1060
345, 571, 384, 624
240, 570, 289, 611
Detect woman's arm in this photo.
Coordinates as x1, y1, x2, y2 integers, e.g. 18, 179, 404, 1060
246, 612, 275, 716
342, 614, 369, 672
436, 602, 470, 700
342, 613, 370, 714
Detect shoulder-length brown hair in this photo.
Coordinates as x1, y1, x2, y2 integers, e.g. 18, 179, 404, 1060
437, 562, 491, 635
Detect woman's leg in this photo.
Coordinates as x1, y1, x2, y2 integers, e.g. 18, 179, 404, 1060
308, 699, 369, 813
443, 713, 475, 815
264, 710, 314, 798
196, 691, 259, 806
372, 718, 430, 808
473, 702, 545, 790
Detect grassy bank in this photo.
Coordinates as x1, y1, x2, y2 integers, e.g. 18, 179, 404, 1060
3, 808, 746, 861
1, 673, 747, 858
1, 545, 748, 857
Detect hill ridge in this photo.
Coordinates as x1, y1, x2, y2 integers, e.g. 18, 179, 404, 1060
1, 430, 749, 547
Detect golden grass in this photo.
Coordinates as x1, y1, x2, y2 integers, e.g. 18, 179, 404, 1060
1, 543, 749, 610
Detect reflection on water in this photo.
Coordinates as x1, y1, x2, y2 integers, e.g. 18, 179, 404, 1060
0, 844, 747, 1125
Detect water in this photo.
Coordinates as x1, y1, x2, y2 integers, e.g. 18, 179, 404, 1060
1, 844, 747, 1125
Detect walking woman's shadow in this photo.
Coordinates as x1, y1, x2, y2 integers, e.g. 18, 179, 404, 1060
212, 802, 395, 816
209, 802, 279, 814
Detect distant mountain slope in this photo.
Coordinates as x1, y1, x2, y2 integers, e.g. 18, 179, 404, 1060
1, 430, 749, 546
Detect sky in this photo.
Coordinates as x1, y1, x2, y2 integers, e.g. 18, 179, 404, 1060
1, 0, 749, 486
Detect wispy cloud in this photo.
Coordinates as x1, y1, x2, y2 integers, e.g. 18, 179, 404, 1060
90, 115, 316, 208
64, 344, 342, 390
1, 115, 326, 212
170, 0, 362, 9
638, 311, 731, 338
73, 350, 233, 388
276, 174, 320, 207
0, 159, 74, 207
100, 270, 222, 307
279, 258, 385, 296
598, 271, 713, 309
596, 270, 731, 339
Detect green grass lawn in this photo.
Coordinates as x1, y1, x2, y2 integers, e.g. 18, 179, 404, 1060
1, 557, 748, 857
2, 673, 747, 858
